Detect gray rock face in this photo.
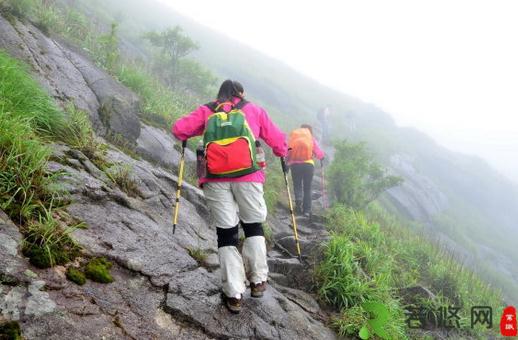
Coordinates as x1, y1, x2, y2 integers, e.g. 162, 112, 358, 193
66, 50, 141, 143
136, 124, 196, 171
6, 144, 333, 339
0, 15, 104, 132
386, 153, 448, 222
0, 211, 28, 286
0, 15, 140, 143
0, 212, 57, 324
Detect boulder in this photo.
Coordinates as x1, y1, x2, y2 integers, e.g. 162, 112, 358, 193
136, 124, 196, 171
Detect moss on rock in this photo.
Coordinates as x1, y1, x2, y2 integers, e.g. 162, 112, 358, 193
66, 267, 86, 285
84, 257, 113, 283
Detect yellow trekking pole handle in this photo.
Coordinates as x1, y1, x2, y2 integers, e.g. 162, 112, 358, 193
281, 157, 302, 261
173, 140, 187, 234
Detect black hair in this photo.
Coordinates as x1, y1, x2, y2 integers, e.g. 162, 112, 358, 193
301, 124, 313, 135
217, 79, 244, 102
233, 81, 244, 94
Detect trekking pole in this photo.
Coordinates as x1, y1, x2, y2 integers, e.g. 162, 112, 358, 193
321, 159, 328, 209
173, 140, 187, 234
281, 157, 302, 262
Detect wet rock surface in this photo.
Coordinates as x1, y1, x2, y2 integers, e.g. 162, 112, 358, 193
1, 142, 336, 339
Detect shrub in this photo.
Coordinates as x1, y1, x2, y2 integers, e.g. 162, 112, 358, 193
84, 257, 113, 283
328, 140, 402, 210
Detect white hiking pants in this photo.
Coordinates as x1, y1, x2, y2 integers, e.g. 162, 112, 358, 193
203, 182, 269, 299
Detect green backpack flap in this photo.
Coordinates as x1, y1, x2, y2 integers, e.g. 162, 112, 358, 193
203, 100, 260, 178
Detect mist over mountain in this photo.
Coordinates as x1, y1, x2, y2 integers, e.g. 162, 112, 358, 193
1, 2, 517, 339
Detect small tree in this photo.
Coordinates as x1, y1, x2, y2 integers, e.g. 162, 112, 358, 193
143, 26, 199, 88
176, 58, 217, 97
328, 140, 402, 210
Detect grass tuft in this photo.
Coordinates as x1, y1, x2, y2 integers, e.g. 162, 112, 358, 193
105, 164, 140, 197
21, 204, 82, 268
187, 247, 208, 265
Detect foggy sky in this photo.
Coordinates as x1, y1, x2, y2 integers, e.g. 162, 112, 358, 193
160, 0, 518, 182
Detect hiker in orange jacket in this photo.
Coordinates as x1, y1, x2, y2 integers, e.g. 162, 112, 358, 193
172, 80, 288, 313
287, 124, 325, 218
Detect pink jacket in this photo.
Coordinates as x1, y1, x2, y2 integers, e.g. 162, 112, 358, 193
172, 97, 288, 185
287, 137, 325, 166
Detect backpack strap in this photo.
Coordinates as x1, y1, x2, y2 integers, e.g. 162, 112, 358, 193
205, 101, 219, 113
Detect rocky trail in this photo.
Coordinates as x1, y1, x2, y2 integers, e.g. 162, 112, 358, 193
0, 13, 341, 339
1, 142, 336, 339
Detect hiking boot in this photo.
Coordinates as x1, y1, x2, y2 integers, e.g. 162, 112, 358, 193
222, 294, 242, 314
250, 281, 267, 298
303, 211, 312, 221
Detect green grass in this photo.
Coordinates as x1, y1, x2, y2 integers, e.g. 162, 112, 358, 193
263, 154, 285, 214
0, 51, 64, 221
0, 51, 87, 268
116, 63, 194, 129
61, 103, 109, 167
317, 204, 503, 339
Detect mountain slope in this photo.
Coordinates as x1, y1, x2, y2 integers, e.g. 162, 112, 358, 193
0, 13, 336, 339
82, 0, 518, 302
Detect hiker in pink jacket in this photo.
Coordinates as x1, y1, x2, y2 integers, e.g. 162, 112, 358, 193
172, 80, 287, 313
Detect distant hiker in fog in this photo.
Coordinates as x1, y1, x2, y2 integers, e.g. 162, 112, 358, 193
316, 105, 330, 144
287, 124, 325, 219
172, 80, 287, 314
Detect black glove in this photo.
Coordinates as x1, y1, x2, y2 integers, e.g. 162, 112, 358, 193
320, 157, 325, 167
281, 157, 289, 174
